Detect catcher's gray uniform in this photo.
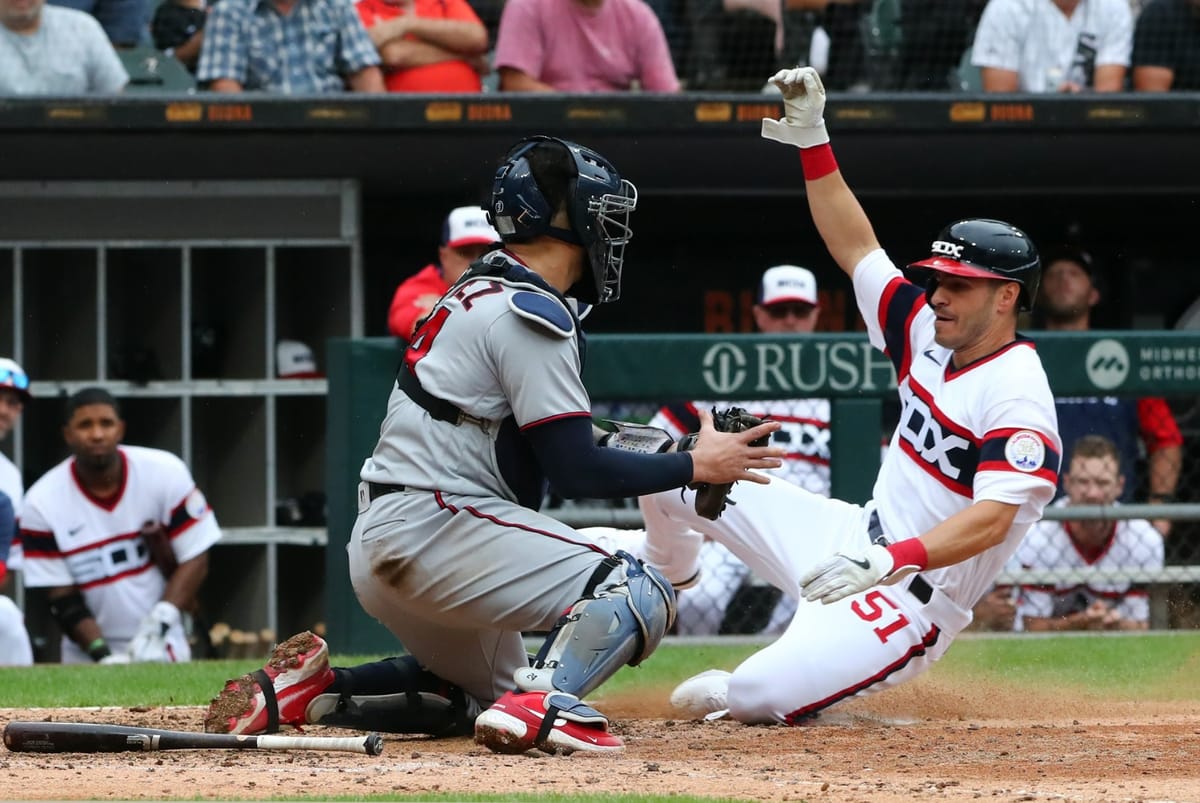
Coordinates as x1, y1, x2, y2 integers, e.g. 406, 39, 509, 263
352, 252, 654, 706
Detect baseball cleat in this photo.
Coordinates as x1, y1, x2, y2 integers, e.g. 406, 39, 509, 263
204, 631, 335, 734
473, 690, 624, 755
669, 669, 731, 720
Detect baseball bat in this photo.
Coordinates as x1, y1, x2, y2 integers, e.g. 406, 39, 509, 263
3, 721, 383, 756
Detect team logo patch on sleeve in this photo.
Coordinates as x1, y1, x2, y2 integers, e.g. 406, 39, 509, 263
1004, 430, 1046, 473
185, 488, 209, 519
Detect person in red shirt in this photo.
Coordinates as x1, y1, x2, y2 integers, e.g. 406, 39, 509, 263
387, 205, 501, 339
355, 0, 489, 92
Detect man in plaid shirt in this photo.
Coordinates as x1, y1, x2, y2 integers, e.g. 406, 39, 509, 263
198, 0, 384, 92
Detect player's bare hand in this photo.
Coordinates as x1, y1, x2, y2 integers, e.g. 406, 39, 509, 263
762, 67, 830, 148
686, 408, 783, 486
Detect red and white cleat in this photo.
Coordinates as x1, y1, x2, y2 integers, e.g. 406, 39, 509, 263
204, 631, 335, 734
474, 690, 624, 755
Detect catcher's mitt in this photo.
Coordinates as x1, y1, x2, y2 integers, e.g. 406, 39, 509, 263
680, 407, 770, 520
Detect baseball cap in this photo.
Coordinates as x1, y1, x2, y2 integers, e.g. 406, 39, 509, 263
1043, 246, 1095, 277
276, 340, 322, 379
0, 357, 31, 401
442, 206, 500, 250
757, 265, 819, 307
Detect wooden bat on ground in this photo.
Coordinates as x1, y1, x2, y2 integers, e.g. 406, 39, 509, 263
3, 721, 384, 755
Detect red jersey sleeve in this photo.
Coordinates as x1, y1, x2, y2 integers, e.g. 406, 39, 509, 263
1136, 397, 1183, 452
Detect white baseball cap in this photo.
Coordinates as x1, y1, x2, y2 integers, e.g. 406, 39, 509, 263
757, 265, 818, 307
276, 340, 322, 379
442, 206, 501, 250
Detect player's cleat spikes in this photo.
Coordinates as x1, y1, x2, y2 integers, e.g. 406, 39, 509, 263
204, 631, 335, 734
473, 690, 624, 755
669, 669, 732, 720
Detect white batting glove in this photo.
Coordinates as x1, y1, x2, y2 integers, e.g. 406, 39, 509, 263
761, 67, 830, 149
798, 544, 896, 605
128, 600, 182, 662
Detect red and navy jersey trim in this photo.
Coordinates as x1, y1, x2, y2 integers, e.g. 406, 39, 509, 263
877, 276, 926, 383
945, 338, 1036, 381
978, 427, 1060, 486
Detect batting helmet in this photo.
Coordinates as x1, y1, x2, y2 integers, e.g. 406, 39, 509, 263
489, 135, 638, 305
908, 218, 1041, 311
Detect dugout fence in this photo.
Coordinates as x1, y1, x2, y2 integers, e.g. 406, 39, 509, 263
325, 331, 1200, 652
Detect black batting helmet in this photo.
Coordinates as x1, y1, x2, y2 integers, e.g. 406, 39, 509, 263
908, 219, 1041, 311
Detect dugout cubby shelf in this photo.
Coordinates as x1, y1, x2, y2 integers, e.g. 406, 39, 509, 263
0, 180, 363, 660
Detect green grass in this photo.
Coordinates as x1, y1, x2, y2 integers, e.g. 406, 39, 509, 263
2, 633, 1198, 708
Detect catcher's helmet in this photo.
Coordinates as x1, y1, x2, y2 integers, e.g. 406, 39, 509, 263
489, 135, 637, 305
908, 218, 1041, 311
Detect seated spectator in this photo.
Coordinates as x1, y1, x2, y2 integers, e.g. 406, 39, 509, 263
197, 0, 385, 92
970, 0, 1132, 92
1131, 0, 1200, 91
356, 0, 489, 92
152, 0, 209, 72
1037, 247, 1183, 534
1013, 435, 1163, 631
46, 0, 143, 47
493, 0, 680, 92
0, 0, 128, 94
387, 205, 500, 339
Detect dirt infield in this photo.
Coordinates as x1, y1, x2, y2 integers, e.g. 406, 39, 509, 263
3, 674, 1198, 802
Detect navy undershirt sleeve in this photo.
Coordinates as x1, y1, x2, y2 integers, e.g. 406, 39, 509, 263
525, 415, 693, 499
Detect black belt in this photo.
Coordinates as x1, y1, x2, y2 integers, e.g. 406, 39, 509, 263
367, 482, 407, 502
867, 510, 933, 605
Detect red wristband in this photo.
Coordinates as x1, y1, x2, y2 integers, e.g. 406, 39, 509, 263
886, 538, 929, 572
798, 143, 838, 181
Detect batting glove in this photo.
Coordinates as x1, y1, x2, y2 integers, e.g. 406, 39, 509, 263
128, 600, 182, 662
761, 67, 830, 149
799, 544, 900, 605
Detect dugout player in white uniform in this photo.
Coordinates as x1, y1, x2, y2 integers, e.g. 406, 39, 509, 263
20, 388, 221, 664
0, 358, 34, 665
1014, 434, 1162, 631
203, 136, 783, 754
663, 67, 1063, 725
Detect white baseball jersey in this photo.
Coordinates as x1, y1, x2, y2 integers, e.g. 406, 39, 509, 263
1013, 498, 1163, 629
970, 0, 1132, 91
20, 445, 221, 663
857, 249, 1061, 609
636, 248, 1061, 725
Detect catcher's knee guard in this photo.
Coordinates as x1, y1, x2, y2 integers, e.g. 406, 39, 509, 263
311, 656, 479, 736
518, 551, 676, 699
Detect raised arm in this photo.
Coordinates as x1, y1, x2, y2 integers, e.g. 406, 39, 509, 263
761, 67, 881, 279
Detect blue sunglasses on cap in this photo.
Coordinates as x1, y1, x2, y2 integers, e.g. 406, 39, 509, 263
0, 366, 29, 391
